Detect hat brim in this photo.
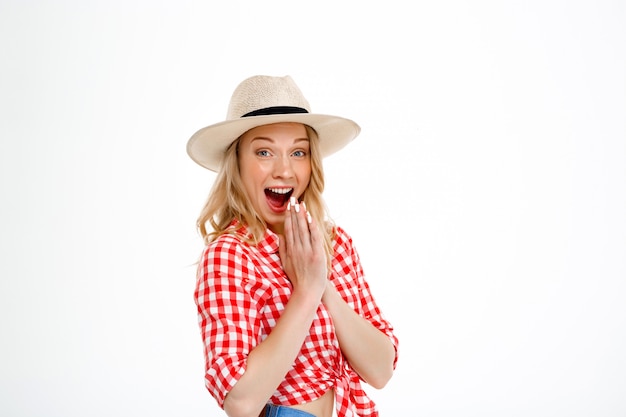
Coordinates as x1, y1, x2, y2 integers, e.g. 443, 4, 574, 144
187, 113, 360, 171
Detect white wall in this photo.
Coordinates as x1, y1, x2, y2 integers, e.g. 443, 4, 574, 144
1, 1, 625, 416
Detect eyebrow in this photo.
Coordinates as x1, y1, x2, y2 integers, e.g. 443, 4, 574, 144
250, 137, 310, 144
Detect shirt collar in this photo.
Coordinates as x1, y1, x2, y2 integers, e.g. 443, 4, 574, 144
230, 220, 280, 254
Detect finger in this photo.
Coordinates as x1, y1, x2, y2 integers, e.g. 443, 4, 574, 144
294, 198, 312, 248
306, 211, 323, 255
302, 201, 313, 226
307, 210, 320, 244
302, 201, 318, 244
289, 197, 306, 247
284, 200, 296, 250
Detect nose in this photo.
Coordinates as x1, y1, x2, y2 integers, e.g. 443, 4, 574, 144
272, 155, 294, 179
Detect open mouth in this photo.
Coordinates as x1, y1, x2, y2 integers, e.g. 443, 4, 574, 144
264, 187, 294, 211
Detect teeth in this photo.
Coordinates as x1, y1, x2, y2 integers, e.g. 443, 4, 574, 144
267, 188, 293, 194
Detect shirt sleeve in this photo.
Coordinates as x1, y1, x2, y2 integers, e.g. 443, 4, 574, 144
193, 236, 264, 408
332, 227, 400, 370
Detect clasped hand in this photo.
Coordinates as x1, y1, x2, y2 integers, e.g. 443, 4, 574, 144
278, 197, 328, 299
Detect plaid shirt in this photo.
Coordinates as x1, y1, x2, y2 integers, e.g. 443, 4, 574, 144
194, 222, 398, 417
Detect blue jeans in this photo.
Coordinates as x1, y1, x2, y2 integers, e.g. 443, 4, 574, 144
263, 403, 315, 417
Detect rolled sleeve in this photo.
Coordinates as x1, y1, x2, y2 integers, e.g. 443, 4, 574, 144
194, 237, 261, 407
333, 227, 399, 370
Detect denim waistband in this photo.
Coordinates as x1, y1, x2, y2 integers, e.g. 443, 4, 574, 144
264, 403, 316, 417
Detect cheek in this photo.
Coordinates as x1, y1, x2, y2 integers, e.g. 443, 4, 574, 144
239, 155, 259, 178
245, 163, 267, 180
239, 157, 259, 193
300, 163, 312, 183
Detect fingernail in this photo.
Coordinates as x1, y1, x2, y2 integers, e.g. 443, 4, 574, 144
287, 201, 291, 211
307, 212, 312, 224
295, 202, 300, 213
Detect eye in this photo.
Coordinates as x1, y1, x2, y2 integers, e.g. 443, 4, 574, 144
256, 150, 271, 157
292, 150, 307, 158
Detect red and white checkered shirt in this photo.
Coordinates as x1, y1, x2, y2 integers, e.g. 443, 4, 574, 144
194, 222, 398, 417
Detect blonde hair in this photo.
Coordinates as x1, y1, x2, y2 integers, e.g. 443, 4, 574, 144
197, 125, 335, 262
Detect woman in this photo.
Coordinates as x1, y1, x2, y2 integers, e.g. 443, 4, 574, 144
188, 75, 398, 417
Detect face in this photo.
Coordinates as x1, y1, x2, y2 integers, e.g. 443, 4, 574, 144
238, 122, 311, 234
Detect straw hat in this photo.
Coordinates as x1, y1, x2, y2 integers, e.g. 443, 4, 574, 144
186, 75, 361, 171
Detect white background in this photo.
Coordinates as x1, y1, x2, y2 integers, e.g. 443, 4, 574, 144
1, 1, 625, 416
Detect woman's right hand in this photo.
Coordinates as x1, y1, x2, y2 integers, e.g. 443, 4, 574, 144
279, 197, 328, 300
